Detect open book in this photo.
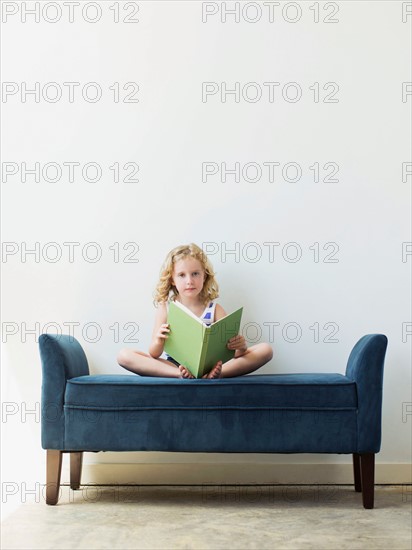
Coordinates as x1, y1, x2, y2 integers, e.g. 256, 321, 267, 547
164, 301, 243, 378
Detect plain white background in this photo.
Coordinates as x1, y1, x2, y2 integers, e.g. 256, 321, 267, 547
1, 1, 411, 504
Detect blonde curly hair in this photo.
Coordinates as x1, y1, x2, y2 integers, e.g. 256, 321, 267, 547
154, 243, 219, 305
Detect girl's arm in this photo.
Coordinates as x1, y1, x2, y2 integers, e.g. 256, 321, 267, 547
215, 304, 248, 358
214, 303, 227, 321
148, 302, 169, 358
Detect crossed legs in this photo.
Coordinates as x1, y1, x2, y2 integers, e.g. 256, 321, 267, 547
117, 343, 273, 379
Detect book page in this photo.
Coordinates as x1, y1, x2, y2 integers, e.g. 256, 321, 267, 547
172, 300, 208, 325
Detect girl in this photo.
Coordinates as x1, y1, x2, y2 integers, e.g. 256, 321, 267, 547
117, 243, 273, 378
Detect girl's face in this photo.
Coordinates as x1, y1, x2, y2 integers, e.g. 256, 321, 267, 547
172, 257, 205, 300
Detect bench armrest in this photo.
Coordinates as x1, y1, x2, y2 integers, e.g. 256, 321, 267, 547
345, 334, 388, 452
39, 334, 89, 449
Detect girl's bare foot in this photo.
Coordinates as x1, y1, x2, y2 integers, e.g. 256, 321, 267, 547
203, 361, 222, 379
179, 365, 195, 379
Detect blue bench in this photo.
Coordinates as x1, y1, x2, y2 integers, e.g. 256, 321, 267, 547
39, 333, 387, 508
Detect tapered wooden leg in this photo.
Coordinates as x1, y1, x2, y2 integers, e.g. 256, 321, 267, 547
353, 453, 362, 492
360, 453, 375, 509
46, 450, 62, 505
70, 452, 83, 490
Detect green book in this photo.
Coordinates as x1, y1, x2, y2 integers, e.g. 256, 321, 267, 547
164, 301, 243, 378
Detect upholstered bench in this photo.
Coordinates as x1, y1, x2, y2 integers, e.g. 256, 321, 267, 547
39, 333, 387, 508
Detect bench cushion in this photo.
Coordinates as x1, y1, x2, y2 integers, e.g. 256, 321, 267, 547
65, 373, 357, 410
62, 374, 358, 453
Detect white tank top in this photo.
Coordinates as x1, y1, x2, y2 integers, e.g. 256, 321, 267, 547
200, 301, 216, 326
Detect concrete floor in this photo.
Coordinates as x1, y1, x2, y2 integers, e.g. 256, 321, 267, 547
1, 485, 411, 550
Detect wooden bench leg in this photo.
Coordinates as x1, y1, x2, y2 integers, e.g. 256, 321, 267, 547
360, 453, 375, 509
70, 452, 83, 490
353, 453, 362, 492
46, 450, 62, 505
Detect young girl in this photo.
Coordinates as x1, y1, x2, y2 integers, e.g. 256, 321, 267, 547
117, 243, 273, 379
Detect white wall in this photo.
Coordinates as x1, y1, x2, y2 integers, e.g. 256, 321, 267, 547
1, 0, 411, 509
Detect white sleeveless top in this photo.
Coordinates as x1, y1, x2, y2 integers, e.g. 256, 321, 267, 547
199, 301, 216, 326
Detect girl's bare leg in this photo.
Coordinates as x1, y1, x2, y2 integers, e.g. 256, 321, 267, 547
118, 344, 273, 379
117, 349, 181, 378
221, 343, 273, 378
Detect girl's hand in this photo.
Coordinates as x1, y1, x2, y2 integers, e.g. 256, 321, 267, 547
155, 323, 170, 341
227, 334, 247, 355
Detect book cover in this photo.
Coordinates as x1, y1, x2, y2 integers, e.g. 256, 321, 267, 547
164, 301, 243, 378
